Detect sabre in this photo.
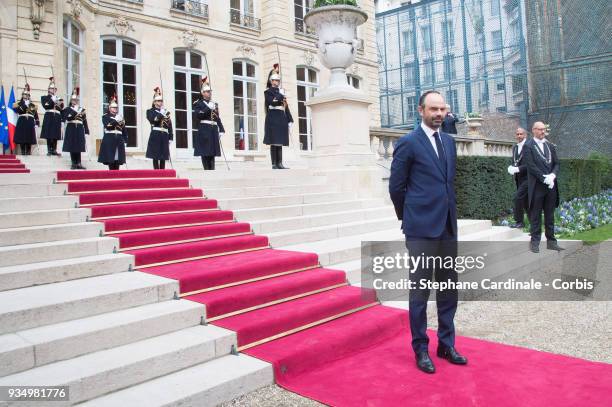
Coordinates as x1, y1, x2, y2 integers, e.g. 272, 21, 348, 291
275, 40, 299, 148
23, 68, 29, 88
159, 67, 174, 169
202, 52, 230, 171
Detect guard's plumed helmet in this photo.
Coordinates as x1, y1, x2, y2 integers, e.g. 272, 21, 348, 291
153, 86, 163, 102
201, 76, 211, 93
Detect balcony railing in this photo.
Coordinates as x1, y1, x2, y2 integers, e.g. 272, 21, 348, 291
230, 9, 261, 31
295, 19, 317, 36
171, 0, 209, 19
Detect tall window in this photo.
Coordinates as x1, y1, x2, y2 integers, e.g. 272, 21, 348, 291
295, 0, 313, 34
421, 25, 432, 51
174, 50, 204, 152
491, 30, 503, 51
404, 96, 417, 122
446, 90, 459, 113
101, 38, 139, 147
443, 54, 456, 81
403, 63, 415, 87
63, 20, 83, 100
230, 0, 258, 29
402, 30, 414, 55
494, 68, 505, 91
490, 0, 500, 17
233, 60, 258, 151
422, 58, 435, 84
296, 67, 318, 151
347, 74, 360, 89
441, 20, 455, 47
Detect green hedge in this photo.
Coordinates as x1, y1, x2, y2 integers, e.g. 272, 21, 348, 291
455, 156, 609, 220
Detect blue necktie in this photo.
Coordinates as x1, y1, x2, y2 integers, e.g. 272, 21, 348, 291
433, 132, 447, 174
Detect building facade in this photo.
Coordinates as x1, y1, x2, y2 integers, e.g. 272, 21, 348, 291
0, 0, 380, 159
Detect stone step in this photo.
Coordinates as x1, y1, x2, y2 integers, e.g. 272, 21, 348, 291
0, 183, 67, 198
195, 175, 328, 189
0, 237, 117, 267
250, 206, 396, 234
458, 225, 525, 241
177, 168, 313, 180
0, 325, 235, 404
0, 272, 177, 335
0, 253, 134, 292
78, 354, 272, 407
0, 300, 204, 376
0, 173, 55, 185
267, 217, 401, 247
232, 198, 386, 222
0, 208, 90, 229
0, 222, 103, 247
0, 195, 79, 213
204, 183, 335, 199
217, 191, 352, 210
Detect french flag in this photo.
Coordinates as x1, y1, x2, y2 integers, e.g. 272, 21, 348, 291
7, 86, 16, 152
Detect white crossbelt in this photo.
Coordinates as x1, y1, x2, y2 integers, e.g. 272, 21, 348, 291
45, 110, 60, 114
67, 120, 83, 124
152, 127, 169, 133
268, 106, 285, 110
19, 113, 34, 118
200, 120, 217, 126
106, 130, 122, 134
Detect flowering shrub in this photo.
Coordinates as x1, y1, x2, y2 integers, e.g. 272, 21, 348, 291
497, 189, 612, 237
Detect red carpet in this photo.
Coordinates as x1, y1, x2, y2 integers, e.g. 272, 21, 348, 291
0, 155, 17, 159
0, 156, 29, 173
63, 170, 611, 406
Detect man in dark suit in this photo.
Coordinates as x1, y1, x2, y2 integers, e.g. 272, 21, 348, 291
523, 121, 564, 253
389, 91, 467, 374
508, 127, 528, 228
440, 104, 463, 135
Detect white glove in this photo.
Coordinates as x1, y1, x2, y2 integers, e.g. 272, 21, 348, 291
219, 132, 224, 137
52, 95, 58, 102
25, 100, 30, 106
543, 173, 555, 186
160, 108, 166, 115
279, 88, 286, 96
207, 102, 216, 110
548, 182, 554, 190
507, 165, 519, 175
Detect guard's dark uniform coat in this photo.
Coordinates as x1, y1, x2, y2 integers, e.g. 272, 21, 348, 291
61, 106, 89, 153
193, 99, 224, 157
511, 142, 528, 224
145, 108, 173, 160
98, 113, 128, 165
263, 87, 293, 146
40, 95, 63, 140
13, 100, 39, 145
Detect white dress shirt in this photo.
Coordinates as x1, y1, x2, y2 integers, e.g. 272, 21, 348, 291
421, 122, 441, 157
517, 139, 525, 154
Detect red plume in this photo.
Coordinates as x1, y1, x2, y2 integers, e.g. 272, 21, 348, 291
49, 76, 54, 81
75, 87, 80, 96
273, 63, 280, 71
24, 84, 30, 92
201, 76, 208, 84
154, 86, 161, 93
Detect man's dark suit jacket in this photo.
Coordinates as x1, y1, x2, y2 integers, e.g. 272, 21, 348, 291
389, 126, 458, 238
523, 138, 560, 209
512, 143, 528, 187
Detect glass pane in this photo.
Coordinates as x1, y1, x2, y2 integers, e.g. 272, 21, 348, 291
353, 78, 360, 89
176, 111, 187, 130
102, 62, 117, 83
247, 99, 257, 115
235, 115, 244, 133
174, 51, 186, 67
63, 46, 68, 70
308, 87, 317, 97
103, 39, 116, 56
247, 82, 256, 99
176, 129, 188, 149
230, 0, 240, 10
191, 74, 201, 93
248, 117, 257, 133
122, 41, 137, 59
175, 91, 187, 110
123, 106, 137, 125
249, 133, 258, 150
308, 69, 317, 83
174, 72, 186, 91
71, 24, 80, 46
300, 134, 308, 151
191, 92, 200, 104
233, 80, 243, 97
63, 21, 68, 40
298, 101, 306, 117
126, 127, 137, 148
246, 63, 255, 78
299, 118, 307, 133
123, 85, 137, 106
235, 133, 243, 150
103, 83, 115, 104
233, 62, 243, 76
234, 98, 244, 115
297, 85, 306, 101
296, 68, 305, 82
190, 53, 202, 69
71, 51, 79, 75
123, 64, 136, 85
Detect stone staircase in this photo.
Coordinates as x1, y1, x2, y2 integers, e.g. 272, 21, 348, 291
0, 156, 579, 406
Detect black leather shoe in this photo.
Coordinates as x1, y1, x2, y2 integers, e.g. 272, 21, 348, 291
530, 241, 540, 253
416, 351, 435, 374
510, 223, 524, 229
547, 241, 565, 251
436, 346, 468, 365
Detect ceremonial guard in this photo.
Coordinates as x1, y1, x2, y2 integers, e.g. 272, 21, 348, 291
146, 87, 173, 169
98, 95, 128, 170
263, 64, 293, 169
193, 77, 224, 170
13, 83, 39, 155
507, 128, 528, 228
40, 77, 64, 156
62, 87, 89, 169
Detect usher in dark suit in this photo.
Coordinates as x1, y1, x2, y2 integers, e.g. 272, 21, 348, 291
523, 138, 560, 243
389, 123, 459, 354
511, 141, 528, 225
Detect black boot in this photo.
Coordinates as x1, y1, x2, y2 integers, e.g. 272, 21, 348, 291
277, 147, 289, 169
202, 156, 209, 170
46, 140, 53, 156
271, 146, 279, 169
210, 157, 215, 170
159, 160, 166, 170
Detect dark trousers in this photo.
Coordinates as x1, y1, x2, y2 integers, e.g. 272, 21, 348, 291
108, 161, 121, 170
153, 159, 166, 169
405, 213, 458, 354
513, 179, 528, 224
201, 156, 215, 170
19, 144, 31, 155
70, 152, 81, 164
529, 183, 558, 242
46, 139, 59, 154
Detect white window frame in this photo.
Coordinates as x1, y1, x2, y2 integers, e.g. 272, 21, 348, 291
296, 66, 319, 151
100, 37, 141, 150
63, 19, 83, 101
347, 74, 361, 89
173, 49, 205, 157
294, 0, 313, 34
233, 59, 258, 151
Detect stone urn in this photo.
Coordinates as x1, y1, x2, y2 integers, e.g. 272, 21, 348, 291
465, 116, 484, 137
304, 5, 368, 94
